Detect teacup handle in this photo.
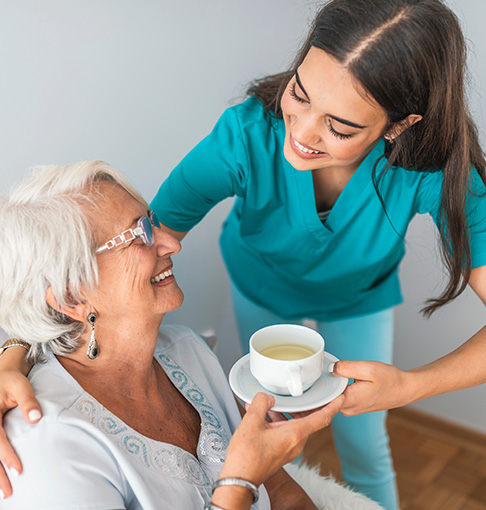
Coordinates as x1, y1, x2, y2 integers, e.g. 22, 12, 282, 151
286, 364, 303, 397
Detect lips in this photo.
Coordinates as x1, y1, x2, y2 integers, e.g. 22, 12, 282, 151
290, 136, 328, 159
151, 267, 173, 284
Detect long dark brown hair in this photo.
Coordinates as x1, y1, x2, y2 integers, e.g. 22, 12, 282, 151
248, 0, 486, 316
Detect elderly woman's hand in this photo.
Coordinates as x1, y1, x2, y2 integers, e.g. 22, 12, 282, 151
211, 393, 343, 509
0, 348, 41, 499
221, 392, 343, 484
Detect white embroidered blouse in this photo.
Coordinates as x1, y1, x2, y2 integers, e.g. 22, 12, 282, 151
4, 325, 271, 510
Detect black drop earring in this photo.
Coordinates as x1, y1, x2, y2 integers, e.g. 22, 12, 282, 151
86, 312, 99, 360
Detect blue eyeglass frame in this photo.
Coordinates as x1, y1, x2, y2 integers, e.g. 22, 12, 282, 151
96, 211, 158, 254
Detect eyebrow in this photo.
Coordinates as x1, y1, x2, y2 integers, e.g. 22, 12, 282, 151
328, 114, 366, 130
295, 70, 367, 130
295, 70, 310, 99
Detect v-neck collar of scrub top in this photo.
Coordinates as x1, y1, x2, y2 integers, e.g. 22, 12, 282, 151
290, 138, 387, 239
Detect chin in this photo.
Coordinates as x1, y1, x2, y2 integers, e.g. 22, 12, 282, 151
283, 145, 307, 171
283, 144, 323, 171
170, 289, 185, 312
156, 288, 185, 317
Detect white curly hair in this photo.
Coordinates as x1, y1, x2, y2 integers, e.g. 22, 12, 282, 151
0, 161, 148, 363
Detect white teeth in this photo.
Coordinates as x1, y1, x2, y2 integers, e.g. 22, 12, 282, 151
151, 268, 173, 283
293, 139, 322, 154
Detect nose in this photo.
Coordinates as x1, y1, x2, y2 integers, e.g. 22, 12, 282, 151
291, 111, 323, 146
154, 227, 181, 257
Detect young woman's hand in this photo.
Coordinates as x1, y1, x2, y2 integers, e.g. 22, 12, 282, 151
0, 348, 41, 499
331, 360, 412, 415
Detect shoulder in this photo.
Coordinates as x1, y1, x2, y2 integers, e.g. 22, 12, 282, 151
381, 164, 444, 215
5, 355, 83, 439
219, 96, 282, 136
4, 358, 126, 509
175, 96, 280, 169
410, 169, 444, 213
230, 96, 275, 123
409, 167, 486, 215
467, 168, 486, 196
4, 416, 125, 509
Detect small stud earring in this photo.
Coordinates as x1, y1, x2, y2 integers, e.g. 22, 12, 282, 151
86, 312, 99, 360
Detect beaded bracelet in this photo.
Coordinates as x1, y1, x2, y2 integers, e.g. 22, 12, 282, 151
0, 339, 31, 356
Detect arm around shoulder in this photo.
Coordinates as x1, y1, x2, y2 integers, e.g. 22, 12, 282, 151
0, 341, 41, 498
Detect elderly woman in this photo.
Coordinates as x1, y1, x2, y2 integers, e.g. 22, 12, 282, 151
0, 161, 343, 510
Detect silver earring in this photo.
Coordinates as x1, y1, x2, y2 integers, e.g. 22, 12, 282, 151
86, 312, 99, 360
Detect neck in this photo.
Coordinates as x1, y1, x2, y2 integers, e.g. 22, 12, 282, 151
312, 165, 357, 211
57, 315, 164, 397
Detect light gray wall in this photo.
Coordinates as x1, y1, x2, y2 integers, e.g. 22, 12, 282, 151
0, 1, 484, 432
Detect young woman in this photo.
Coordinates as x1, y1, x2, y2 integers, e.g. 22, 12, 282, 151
1, 1, 485, 509
150, 1, 486, 508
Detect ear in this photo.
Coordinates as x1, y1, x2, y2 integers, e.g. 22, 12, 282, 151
385, 114, 423, 141
46, 286, 91, 323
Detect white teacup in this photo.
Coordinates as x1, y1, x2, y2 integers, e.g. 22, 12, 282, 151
249, 324, 325, 397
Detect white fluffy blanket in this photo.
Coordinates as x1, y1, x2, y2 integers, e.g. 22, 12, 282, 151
284, 463, 385, 510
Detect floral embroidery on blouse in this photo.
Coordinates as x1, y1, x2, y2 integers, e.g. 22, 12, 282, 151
156, 353, 229, 466
75, 353, 230, 488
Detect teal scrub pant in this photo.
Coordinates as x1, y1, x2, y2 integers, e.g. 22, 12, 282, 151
230, 282, 399, 510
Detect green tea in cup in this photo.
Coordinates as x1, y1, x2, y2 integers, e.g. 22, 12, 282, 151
258, 343, 316, 361
250, 324, 325, 396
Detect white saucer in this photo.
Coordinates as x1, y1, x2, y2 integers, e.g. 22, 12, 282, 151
229, 352, 348, 413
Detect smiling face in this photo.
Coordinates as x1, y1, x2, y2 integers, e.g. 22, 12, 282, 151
86, 181, 184, 327
280, 47, 389, 174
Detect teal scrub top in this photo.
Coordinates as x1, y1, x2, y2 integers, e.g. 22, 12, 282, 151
151, 97, 486, 321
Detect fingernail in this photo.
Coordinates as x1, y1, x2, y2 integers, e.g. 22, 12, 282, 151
28, 409, 42, 421
0, 489, 5, 499
9, 467, 19, 478
327, 362, 335, 373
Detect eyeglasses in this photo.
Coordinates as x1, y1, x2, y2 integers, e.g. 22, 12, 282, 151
96, 211, 158, 254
